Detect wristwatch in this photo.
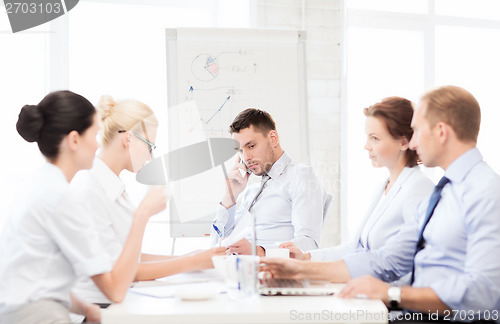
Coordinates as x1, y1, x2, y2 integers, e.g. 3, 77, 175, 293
387, 286, 401, 308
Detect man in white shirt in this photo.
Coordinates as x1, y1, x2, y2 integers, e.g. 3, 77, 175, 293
212, 108, 327, 256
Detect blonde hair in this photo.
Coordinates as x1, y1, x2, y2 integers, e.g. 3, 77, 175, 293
97, 95, 158, 145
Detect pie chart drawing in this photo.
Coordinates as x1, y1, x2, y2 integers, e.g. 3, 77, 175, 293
191, 53, 219, 82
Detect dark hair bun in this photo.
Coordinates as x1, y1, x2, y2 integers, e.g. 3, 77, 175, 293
17, 104, 43, 142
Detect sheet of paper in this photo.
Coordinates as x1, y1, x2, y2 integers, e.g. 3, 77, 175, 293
130, 281, 226, 299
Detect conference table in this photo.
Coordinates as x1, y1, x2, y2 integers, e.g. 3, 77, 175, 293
102, 270, 389, 324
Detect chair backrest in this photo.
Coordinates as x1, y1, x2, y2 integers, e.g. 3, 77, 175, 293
323, 192, 333, 221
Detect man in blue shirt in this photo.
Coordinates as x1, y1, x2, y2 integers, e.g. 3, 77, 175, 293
261, 86, 500, 320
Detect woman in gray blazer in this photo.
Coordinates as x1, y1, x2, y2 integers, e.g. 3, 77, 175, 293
282, 97, 434, 262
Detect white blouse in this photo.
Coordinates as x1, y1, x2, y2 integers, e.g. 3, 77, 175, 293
71, 158, 135, 303
0, 163, 112, 314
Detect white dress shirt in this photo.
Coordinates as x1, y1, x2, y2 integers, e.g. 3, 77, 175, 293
71, 157, 135, 304
213, 152, 327, 251
344, 148, 500, 317
0, 163, 112, 314
309, 166, 434, 261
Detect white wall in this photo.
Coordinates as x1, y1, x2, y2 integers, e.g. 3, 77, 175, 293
255, 0, 342, 247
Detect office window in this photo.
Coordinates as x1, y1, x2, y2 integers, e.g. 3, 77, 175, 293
345, 27, 425, 237
435, 26, 500, 168
344, 2, 500, 241
435, 0, 500, 20
347, 0, 428, 14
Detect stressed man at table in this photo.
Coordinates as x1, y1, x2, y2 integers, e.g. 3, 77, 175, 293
211, 108, 327, 256
261, 86, 500, 320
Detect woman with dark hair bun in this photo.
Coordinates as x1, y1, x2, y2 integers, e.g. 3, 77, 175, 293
0, 91, 166, 324
16, 91, 96, 161
282, 97, 434, 272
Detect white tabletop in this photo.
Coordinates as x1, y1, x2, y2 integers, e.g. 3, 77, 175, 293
102, 272, 388, 324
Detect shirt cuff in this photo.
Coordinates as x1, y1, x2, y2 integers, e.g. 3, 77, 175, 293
215, 202, 236, 230
343, 251, 374, 279
260, 242, 280, 252
309, 249, 324, 261
429, 278, 466, 311
292, 236, 319, 252
73, 256, 113, 278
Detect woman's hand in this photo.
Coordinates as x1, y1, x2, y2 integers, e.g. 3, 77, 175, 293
137, 186, 167, 219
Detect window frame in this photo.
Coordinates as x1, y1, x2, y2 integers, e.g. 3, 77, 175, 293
341, 1, 500, 242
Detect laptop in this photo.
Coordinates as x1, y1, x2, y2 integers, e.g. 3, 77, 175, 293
259, 278, 338, 296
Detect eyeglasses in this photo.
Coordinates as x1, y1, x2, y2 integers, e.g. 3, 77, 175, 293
118, 121, 156, 157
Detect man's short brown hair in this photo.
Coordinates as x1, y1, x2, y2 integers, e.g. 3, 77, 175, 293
421, 85, 481, 143
229, 108, 276, 135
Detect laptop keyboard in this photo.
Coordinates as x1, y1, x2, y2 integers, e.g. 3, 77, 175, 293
262, 278, 305, 288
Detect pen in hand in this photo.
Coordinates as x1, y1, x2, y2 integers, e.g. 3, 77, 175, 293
212, 224, 223, 247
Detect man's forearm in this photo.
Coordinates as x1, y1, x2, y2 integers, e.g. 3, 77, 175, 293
221, 195, 236, 209
400, 287, 451, 314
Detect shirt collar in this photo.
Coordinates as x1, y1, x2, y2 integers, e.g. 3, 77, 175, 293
266, 151, 291, 179
93, 157, 126, 202
444, 147, 483, 184
44, 162, 69, 184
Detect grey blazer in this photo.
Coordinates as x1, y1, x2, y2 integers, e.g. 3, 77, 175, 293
310, 166, 434, 261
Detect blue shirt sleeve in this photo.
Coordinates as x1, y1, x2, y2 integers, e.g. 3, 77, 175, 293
343, 200, 423, 282
429, 178, 500, 312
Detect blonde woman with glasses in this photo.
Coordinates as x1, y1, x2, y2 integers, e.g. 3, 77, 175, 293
71, 95, 226, 307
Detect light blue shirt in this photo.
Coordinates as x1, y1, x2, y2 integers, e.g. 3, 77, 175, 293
213, 152, 327, 251
344, 148, 500, 316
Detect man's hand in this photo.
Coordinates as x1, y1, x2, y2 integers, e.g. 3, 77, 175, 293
259, 257, 308, 280
228, 238, 265, 256
339, 276, 453, 314
279, 242, 311, 260
338, 275, 390, 303
221, 156, 250, 208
